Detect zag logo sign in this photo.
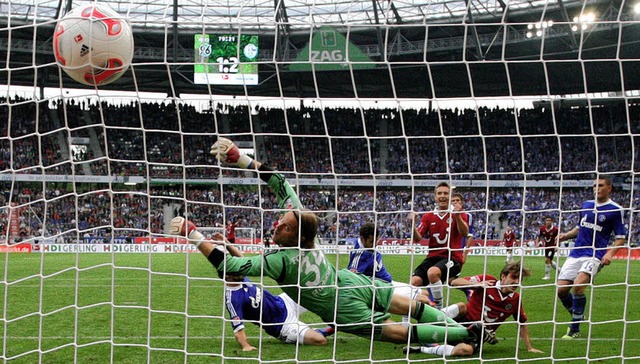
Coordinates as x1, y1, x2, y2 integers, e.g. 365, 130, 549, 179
290, 26, 376, 71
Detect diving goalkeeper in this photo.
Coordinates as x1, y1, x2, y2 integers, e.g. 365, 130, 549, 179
168, 137, 481, 350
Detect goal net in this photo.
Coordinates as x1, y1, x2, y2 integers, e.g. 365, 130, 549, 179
1, 0, 639, 363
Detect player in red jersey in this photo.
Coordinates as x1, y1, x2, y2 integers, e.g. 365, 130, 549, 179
226, 216, 243, 245
404, 260, 543, 357
536, 216, 559, 280
502, 226, 517, 262
411, 182, 469, 309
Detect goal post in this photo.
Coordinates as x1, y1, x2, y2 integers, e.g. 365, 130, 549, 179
1, 0, 640, 363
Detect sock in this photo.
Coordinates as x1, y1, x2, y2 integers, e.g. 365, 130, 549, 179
560, 293, 573, 313
506, 252, 513, 261
422, 344, 455, 356
412, 301, 449, 324
571, 294, 586, 332
441, 304, 460, 319
411, 324, 469, 344
428, 282, 443, 309
545, 264, 551, 276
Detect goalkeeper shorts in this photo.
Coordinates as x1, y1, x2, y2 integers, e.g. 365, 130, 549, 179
334, 269, 394, 339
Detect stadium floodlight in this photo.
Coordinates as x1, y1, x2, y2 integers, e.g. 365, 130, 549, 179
573, 12, 596, 31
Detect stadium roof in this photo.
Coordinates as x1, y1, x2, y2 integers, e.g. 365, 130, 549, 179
1, 0, 639, 99
3, 0, 572, 30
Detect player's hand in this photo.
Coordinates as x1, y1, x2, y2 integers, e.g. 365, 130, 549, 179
482, 280, 497, 288
601, 252, 613, 265
452, 201, 463, 212
210, 137, 254, 168
210, 137, 240, 164
170, 217, 204, 243
527, 347, 543, 353
211, 232, 226, 244
242, 345, 257, 351
169, 217, 192, 236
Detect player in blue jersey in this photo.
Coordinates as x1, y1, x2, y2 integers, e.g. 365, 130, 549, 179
348, 222, 393, 282
222, 237, 332, 350
556, 177, 627, 339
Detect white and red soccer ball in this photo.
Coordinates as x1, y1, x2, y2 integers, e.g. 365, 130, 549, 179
53, 4, 134, 86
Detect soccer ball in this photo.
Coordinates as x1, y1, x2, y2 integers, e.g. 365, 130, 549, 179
53, 4, 134, 86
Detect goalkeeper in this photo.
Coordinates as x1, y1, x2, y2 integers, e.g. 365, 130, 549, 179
169, 137, 479, 350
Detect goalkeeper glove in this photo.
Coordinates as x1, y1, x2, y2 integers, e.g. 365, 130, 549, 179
170, 217, 205, 245
210, 137, 254, 169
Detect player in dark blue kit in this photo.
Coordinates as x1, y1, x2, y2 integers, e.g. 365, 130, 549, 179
557, 177, 627, 339
222, 237, 332, 350
348, 222, 393, 282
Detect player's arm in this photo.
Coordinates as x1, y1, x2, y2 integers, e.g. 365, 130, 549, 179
449, 275, 494, 290
519, 324, 543, 353
462, 234, 473, 264
169, 217, 266, 277
602, 210, 628, 265
210, 137, 303, 210
209, 232, 245, 257
234, 329, 257, 351
535, 229, 543, 247
225, 293, 257, 351
558, 227, 579, 242
602, 237, 626, 265
452, 202, 469, 236
410, 212, 425, 243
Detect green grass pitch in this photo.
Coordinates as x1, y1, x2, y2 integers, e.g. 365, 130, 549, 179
1, 252, 638, 363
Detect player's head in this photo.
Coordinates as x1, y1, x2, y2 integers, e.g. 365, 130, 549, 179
451, 192, 464, 210
544, 216, 554, 227
359, 222, 378, 248
505, 226, 511, 232
594, 176, 613, 202
434, 182, 451, 209
273, 210, 318, 249
499, 260, 531, 294
224, 273, 245, 285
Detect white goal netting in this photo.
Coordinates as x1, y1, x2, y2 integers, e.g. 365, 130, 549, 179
1, 0, 639, 363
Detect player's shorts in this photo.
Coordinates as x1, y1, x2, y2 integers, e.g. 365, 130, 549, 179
544, 246, 556, 260
335, 269, 394, 339
277, 293, 311, 344
413, 256, 462, 284
558, 256, 602, 282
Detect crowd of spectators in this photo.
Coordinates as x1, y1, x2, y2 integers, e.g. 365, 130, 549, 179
1, 96, 640, 247
2, 183, 639, 248
2, 97, 639, 180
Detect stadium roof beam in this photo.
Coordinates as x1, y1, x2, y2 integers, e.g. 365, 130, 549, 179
464, 0, 486, 60
274, 0, 294, 62
557, 0, 579, 50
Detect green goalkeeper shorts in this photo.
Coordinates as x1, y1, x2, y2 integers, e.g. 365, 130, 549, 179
335, 269, 394, 339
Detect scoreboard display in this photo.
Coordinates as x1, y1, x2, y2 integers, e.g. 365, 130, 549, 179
194, 34, 259, 85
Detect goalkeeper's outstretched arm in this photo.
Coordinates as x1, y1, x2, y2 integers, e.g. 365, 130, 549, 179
210, 137, 303, 210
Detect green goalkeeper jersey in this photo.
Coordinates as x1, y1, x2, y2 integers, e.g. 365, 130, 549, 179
214, 172, 339, 322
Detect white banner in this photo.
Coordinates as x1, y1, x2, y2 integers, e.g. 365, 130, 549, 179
36, 244, 199, 253
33, 243, 571, 257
